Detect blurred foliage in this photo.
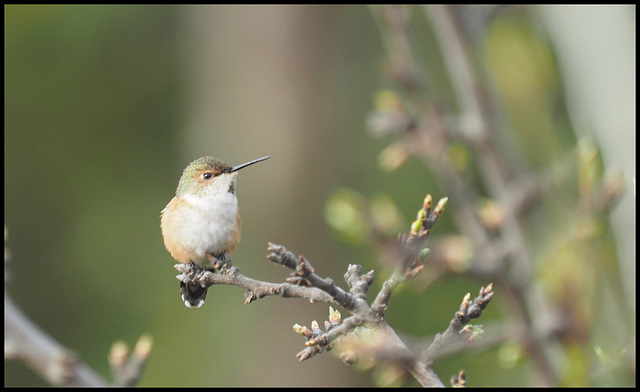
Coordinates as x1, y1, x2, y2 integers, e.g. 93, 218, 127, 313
4, 5, 634, 387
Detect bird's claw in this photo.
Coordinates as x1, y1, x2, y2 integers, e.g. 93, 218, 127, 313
207, 253, 232, 272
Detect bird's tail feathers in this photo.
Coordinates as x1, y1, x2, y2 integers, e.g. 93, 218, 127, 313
180, 282, 207, 308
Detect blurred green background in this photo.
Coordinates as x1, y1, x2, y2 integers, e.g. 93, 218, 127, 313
4, 5, 635, 387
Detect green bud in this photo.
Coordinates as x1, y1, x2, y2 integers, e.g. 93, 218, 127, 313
417, 207, 427, 221
410, 219, 422, 235
418, 247, 431, 261
423, 194, 433, 210
435, 197, 448, 213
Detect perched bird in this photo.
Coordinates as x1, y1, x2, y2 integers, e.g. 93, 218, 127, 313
161, 155, 270, 308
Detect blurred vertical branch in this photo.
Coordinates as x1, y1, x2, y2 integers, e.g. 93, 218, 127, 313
361, 4, 632, 386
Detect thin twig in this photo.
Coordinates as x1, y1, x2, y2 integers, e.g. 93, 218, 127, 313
174, 262, 336, 305
421, 284, 495, 363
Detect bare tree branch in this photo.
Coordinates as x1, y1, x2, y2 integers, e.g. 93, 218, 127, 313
173, 194, 493, 387
4, 294, 108, 386
421, 284, 495, 364
5, 238, 150, 387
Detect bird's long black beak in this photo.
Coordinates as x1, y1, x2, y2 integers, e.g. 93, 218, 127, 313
231, 155, 271, 172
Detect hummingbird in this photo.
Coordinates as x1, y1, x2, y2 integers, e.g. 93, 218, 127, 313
161, 155, 271, 308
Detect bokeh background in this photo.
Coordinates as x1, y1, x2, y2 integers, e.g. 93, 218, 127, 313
4, 5, 635, 387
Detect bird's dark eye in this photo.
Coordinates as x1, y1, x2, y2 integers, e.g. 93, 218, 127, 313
203, 173, 212, 179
